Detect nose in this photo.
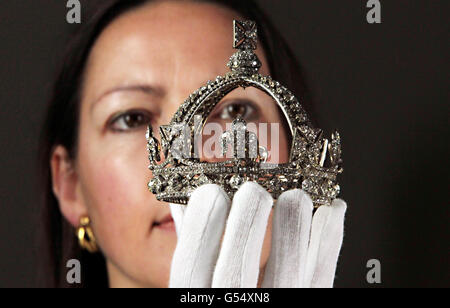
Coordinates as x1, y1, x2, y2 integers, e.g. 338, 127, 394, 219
149, 94, 189, 163
153, 95, 182, 134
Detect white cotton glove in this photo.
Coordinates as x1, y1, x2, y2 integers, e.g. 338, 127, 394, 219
169, 182, 273, 288
261, 190, 347, 288
169, 182, 346, 288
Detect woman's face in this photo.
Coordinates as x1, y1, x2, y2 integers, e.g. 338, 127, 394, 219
57, 0, 290, 287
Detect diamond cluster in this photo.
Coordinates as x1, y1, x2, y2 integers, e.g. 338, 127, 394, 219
146, 20, 343, 207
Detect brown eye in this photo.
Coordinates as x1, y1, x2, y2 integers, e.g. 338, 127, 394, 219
219, 101, 257, 120
109, 109, 152, 132
223, 104, 246, 119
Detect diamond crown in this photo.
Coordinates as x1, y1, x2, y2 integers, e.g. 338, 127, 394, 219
146, 20, 343, 207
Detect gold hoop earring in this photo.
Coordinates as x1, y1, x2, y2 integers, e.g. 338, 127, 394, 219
76, 216, 98, 253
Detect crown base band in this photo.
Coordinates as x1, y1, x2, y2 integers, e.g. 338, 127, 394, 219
149, 159, 340, 208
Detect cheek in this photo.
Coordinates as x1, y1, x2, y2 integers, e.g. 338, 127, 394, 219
78, 133, 155, 255
264, 120, 291, 163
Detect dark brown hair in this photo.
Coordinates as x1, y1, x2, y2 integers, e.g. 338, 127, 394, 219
37, 0, 316, 287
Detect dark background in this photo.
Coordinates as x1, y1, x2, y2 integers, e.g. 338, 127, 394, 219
0, 0, 448, 287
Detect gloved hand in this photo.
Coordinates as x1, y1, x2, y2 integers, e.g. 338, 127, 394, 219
169, 182, 347, 288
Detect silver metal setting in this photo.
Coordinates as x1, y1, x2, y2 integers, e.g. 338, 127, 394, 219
146, 20, 343, 207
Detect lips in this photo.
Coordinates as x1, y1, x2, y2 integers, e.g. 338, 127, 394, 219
153, 213, 175, 231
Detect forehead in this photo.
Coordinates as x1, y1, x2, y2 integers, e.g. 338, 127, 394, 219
82, 1, 268, 104
95, 1, 236, 58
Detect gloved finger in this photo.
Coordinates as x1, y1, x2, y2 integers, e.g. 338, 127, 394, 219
261, 189, 313, 288
212, 182, 273, 288
169, 203, 186, 237
304, 198, 347, 288
169, 184, 231, 288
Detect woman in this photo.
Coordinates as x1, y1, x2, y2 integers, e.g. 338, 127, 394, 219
38, 0, 339, 288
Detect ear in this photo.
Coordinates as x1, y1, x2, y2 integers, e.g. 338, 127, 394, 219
50, 145, 87, 228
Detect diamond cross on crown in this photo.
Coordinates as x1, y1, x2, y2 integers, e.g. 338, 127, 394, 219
233, 20, 258, 50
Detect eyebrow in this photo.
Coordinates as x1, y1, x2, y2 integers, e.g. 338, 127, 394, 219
90, 84, 163, 111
